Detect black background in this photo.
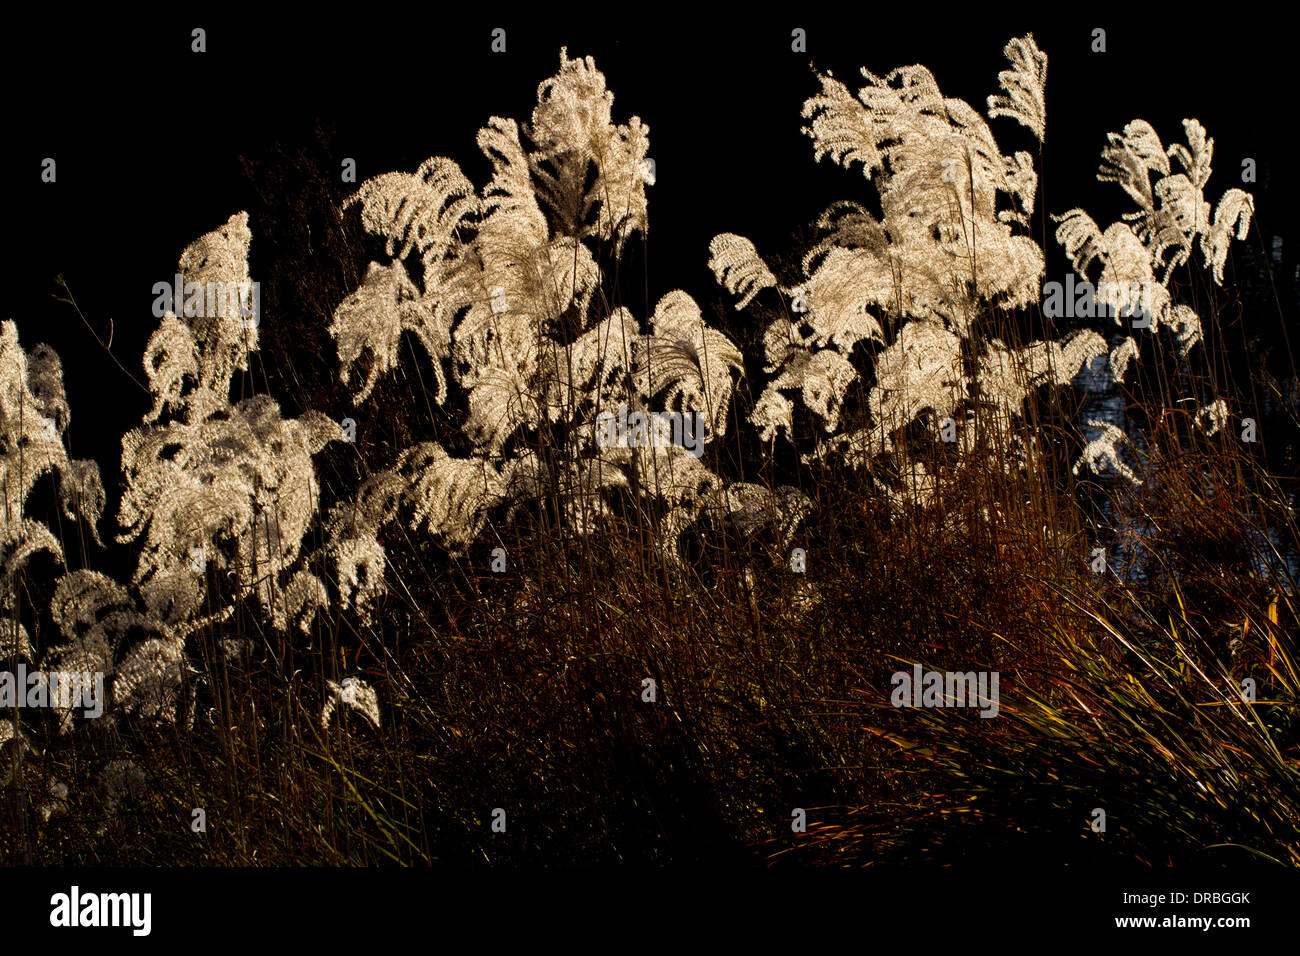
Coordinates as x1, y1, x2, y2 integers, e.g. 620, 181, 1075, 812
8, 10, 1293, 472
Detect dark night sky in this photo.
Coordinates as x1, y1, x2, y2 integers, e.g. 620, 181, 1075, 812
6, 11, 1294, 548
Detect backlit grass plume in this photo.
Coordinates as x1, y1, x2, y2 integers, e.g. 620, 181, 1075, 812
326, 49, 796, 575
119, 213, 343, 633
712, 35, 1104, 504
